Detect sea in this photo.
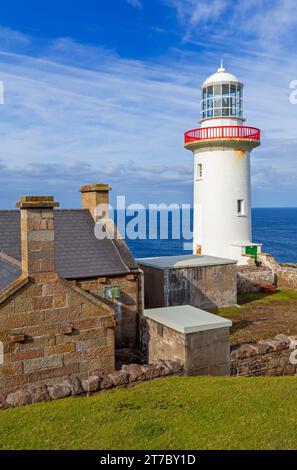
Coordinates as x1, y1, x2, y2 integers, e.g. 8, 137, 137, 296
118, 208, 297, 263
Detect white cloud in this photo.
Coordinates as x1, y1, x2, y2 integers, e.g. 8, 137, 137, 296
0, 36, 199, 207
127, 0, 143, 9
0, 24, 296, 208
166, 0, 297, 53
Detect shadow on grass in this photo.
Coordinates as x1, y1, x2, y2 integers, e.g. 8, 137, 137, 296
237, 291, 277, 305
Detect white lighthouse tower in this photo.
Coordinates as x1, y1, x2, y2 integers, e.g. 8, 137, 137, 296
184, 62, 261, 264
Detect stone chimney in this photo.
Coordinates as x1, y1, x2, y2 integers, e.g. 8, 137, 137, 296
16, 196, 60, 275
79, 184, 112, 221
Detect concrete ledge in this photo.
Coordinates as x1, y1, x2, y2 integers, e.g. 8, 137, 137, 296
144, 305, 232, 334
137, 254, 237, 269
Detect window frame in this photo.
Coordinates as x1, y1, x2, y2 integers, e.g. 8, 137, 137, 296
237, 199, 245, 216
201, 82, 243, 120
196, 163, 203, 180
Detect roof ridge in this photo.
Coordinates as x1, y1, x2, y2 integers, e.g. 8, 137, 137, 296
101, 218, 138, 272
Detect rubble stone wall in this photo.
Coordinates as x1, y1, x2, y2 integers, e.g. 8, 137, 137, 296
231, 334, 297, 376
0, 360, 182, 410
258, 253, 297, 290
237, 265, 275, 293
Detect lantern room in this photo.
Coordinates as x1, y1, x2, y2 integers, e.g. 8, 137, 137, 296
201, 62, 244, 122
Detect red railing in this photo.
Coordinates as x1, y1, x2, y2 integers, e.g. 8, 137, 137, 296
184, 126, 261, 144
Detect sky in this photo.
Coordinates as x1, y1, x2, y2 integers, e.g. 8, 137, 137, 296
0, 0, 296, 208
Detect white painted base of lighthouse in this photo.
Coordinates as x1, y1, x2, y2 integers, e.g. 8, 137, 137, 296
193, 145, 254, 261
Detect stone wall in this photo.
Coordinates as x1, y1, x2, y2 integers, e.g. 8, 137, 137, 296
77, 273, 141, 349
0, 272, 115, 395
236, 253, 297, 294
185, 327, 230, 376
258, 253, 297, 290
277, 267, 297, 289
166, 265, 237, 310
0, 360, 182, 409
140, 263, 237, 310
231, 334, 297, 376
237, 265, 275, 293
141, 316, 185, 367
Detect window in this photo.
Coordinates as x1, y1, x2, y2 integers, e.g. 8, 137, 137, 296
237, 199, 245, 215
222, 84, 229, 96
230, 84, 236, 97
197, 163, 203, 179
201, 82, 243, 120
214, 84, 221, 96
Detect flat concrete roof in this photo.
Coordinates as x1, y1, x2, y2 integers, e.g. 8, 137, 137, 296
137, 254, 236, 269
230, 242, 262, 247
144, 305, 232, 334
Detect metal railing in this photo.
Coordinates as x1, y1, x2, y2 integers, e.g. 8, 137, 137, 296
184, 126, 261, 144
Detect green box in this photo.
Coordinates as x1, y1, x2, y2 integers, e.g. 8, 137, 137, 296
103, 285, 121, 300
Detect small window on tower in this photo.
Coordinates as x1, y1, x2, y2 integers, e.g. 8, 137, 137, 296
237, 199, 245, 215
197, 163, 203, 180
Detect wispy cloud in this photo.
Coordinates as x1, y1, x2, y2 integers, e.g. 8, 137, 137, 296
0, 32, 198, 207
166, 0, 297, 53
127, 0, 143, 9
0, 21, 296, 208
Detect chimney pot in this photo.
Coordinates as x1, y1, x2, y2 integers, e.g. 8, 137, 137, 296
16, 196, 60, 209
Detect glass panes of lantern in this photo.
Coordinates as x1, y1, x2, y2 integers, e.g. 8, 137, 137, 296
201, 83, 243, 119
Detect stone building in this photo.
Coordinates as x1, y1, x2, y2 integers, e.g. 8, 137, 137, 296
138, 254, 237, 310
0, 184, 142, 395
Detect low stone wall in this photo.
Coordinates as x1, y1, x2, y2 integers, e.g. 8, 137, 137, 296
277, 267, 297, 289
231, 334, 297, 376
258, 253, 297, 290
0, 360, 182, 410
236, 253, 297, 294
237, 265, 275, 293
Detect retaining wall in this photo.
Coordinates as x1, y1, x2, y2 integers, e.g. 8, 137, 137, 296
237, 265, 275, 293
231, 334, 297, 376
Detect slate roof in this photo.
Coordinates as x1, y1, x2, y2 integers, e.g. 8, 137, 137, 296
0, 209, 137, 283
0, 257, 21, 291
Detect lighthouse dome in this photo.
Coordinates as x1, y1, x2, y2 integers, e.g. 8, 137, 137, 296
203, 65, 241, 87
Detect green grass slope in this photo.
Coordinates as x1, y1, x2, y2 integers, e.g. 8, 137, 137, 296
1, 376, 297, 450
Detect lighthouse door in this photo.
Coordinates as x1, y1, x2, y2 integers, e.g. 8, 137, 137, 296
245, 246, 258, 260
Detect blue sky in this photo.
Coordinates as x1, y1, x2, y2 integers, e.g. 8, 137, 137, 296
0, 0, 296, 208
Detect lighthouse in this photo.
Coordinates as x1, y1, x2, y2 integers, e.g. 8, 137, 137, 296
184, 63, 261, 265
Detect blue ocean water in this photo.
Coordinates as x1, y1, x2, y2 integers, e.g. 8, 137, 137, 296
117, 208, 297, 263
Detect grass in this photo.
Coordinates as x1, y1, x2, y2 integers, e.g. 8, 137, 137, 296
214, 289, 297, 346
1, 375, 297, 450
